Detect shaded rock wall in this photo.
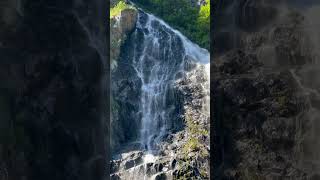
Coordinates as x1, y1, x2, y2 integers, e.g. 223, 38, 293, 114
0, 0, 108, 180
110, 5, 137, 152
213, 0, 320, 179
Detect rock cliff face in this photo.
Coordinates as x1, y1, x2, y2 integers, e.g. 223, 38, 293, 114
0, 0, 108, 180
213, 0, 320, 179
110, 6, 210, 179
110, 6, 137, 70
111, 61, 210, 179
110, 4, 138, 151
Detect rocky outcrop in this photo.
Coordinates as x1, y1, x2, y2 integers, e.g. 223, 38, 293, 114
110, 1, 138, 151
172, 63, 210, 179
111, 151, 173, 179
213, 0, 320, 179
110, 4, 137, 69
110, 60, 210, 179
0, 0, 108, 180
110, 8, 210, 179
213, 50, 307, 179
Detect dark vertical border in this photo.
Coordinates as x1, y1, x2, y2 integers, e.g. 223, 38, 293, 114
91, 0, 110, 179
211, 0, 223, 179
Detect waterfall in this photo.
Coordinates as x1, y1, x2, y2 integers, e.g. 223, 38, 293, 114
131, 11, 209, 152
111, 9, 210, 179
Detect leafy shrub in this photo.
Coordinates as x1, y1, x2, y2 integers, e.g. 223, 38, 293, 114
132, 0, 210, 49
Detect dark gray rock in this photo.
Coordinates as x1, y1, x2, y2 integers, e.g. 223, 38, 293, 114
124, 160, 135, 170
213, 1, 320, 179
154, 163, 164, 172
110, 174, 121, 180
111, 160, 121, 174
146, 162, 155, 176
154, 172, 167, 180
213, 49, 262, 75
171, 159, 177, 169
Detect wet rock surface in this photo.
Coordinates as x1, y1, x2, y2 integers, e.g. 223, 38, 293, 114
111, 151, 168, 179
111, 61, 210, 179
110, 3, 210, 180
213, 0, 320, 179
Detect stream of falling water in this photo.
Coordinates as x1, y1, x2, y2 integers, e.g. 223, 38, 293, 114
111, 5, 210, 178
132, 11, 210, 153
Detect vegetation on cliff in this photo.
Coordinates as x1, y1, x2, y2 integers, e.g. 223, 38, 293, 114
109, 1, 210, 179
132, 0, 210, 50
175, 114, 209, 179
110, 0, 137, 70
110, 0, 138, 151
110, 0, 135, 18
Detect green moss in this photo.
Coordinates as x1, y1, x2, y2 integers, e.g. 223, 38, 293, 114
183, 137, 200, 153
175, 163, 194, 180
179, 114, 209, 179
181, 115, 209, 157
185, 114, 208, 136
185, 115, 209, 142
200, 169, 207, 178
110, 1, 135, 18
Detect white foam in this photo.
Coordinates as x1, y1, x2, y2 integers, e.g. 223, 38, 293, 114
143, 153, 157, 163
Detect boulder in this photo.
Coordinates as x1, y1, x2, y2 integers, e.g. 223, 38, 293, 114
154, 172, 167, 180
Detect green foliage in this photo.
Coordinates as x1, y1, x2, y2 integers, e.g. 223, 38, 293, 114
110, 1, 134, 18
182, 114, 209, 158
185, 114, 208, 137
133, 0, 210, 49
186, 117, 208, 137
183, 137, 200, 153
196, 0, 210, 49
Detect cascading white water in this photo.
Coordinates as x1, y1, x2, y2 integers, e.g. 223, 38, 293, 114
131, 11, 210, 154
111, 9, 210, 180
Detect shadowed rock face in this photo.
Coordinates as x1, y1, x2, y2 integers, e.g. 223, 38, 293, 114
110, 7, 138, 152
111, 11, 186, 152
213, 0, 320, 179
0, 0, 108, 180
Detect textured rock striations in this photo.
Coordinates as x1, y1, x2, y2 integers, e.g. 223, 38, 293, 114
0, 0, 108, 180
213, 0, 320, 179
